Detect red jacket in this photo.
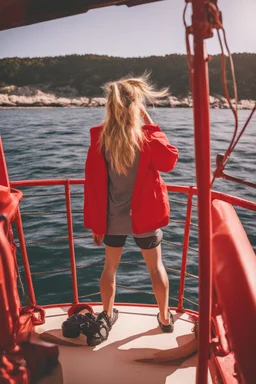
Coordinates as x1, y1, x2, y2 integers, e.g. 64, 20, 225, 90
84, 124, 178, 235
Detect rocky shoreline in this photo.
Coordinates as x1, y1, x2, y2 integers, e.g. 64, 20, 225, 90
0, 85, 254, 109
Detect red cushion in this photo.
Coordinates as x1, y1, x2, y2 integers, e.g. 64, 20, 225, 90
212, 199, 256, 384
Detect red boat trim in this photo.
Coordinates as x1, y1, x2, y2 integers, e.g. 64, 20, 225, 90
65, 181, 79, 304
178, 187, 193, 310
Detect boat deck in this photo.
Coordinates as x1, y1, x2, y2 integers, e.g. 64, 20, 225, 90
36, 305, 211, 384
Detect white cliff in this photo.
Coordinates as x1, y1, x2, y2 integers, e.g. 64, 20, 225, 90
0, 85, 254, 109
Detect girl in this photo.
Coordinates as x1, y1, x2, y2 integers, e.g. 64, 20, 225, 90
84, 75, 178, 345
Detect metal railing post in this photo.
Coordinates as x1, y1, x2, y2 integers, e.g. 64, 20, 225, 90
15, 209, 36, 305
191, 1, 213, 382
65, 181, 79, 304
177, 187, 193, 311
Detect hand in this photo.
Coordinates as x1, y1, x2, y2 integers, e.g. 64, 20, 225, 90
140, 108, 154, 125
92, 233, 104, 246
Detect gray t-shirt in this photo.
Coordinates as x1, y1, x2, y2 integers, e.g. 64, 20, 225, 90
105, 151, 158, 238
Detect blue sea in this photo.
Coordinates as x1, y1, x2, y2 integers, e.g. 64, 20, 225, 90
0, 108, 255, 310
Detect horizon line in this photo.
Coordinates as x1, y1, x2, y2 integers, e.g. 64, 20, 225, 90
1, 51, 255, 60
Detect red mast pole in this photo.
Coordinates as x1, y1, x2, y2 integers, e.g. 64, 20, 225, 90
191, 1, 212, 382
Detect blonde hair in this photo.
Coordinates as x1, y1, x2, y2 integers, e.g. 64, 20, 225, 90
100, 74, 169, 175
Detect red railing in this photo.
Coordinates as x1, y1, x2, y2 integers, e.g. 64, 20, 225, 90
8, 178, 256, 312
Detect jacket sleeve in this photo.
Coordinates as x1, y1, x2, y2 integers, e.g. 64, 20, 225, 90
84, 146, 91, 178
149, 129, 178, 172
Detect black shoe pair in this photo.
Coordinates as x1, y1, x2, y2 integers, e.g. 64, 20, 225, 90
62, 312, 96, 338
62, 308, 119, 346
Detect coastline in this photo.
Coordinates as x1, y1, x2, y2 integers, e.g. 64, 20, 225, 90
0, 101, 254, 109
0, 86, 255, 110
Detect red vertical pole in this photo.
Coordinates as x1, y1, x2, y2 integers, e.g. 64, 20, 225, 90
191, 1, 212, 383
178, 188, 193, 311
15, 210, 36, 305
65, 181, 79, 304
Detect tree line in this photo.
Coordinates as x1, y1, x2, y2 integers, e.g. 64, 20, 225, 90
0, 53, 255, 100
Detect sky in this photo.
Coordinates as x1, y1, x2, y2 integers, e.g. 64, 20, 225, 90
0, 0, 255, 59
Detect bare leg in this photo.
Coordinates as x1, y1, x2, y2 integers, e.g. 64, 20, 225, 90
100, 245, 123, 318
141, 244, 170, 325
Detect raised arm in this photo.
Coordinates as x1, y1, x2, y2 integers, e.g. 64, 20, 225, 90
142, 110, 154, 125
149, 129, 178, 172
141, 110, 178, 172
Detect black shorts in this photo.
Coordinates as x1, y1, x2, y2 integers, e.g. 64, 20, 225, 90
103, 230, 163, 250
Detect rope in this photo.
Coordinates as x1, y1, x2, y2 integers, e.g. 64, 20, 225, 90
211, 105, 255, 187
23, 192, 193, 208
221, 27, 238, 113
230, 105, 256, 153
79, 289, 178, 302
165, 267, 199, 279
162, 239, 198, 253
169, 198, 196, 207
79, 292, 101, 299
120, 260, 198, 279
31, 257, 105, 276
116, 285, 179, 302
4, 227, 32, 305
21, 196, 193, 208
21, 210, 82, 215
120, 260, 145, 265
20, 237, 199, 250
210, 8, 255, 187
21, 211, 197, 222
220, 173, 256, 190
19, 234, 91, 246
16, 263, 32, 305
24, 192, 65, 198
183, 1, 193, 93
170, 219, 198, 228
162, 239, 183, 248
23, 191, 83, 198
30, 257, 199, 281
216, 27, 238, 161
183, 297, 199, 307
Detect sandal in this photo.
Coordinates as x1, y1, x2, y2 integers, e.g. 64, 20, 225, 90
85, 308, 119, 347
62, 312, 96, 338
157, 309, 174, 333
97, 308, 119, 330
